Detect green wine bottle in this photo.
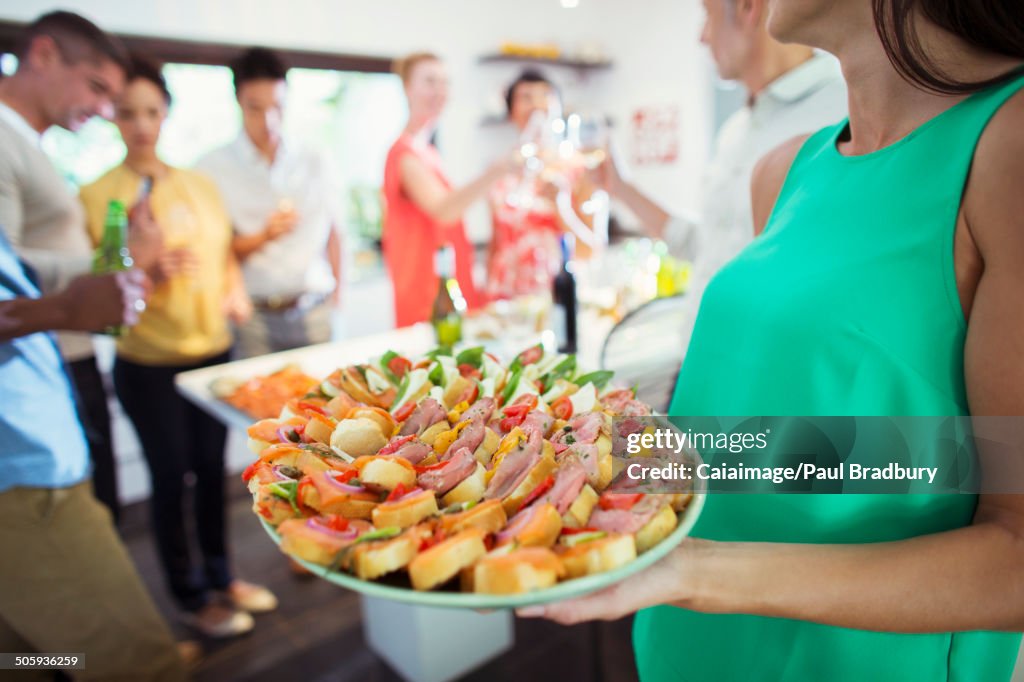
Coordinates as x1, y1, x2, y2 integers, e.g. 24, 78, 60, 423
92, 199, 134, 335
431, 245, 465, 348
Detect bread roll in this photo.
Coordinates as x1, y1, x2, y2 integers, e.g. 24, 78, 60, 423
409, 528, 487, 591
356, 456, 416, 492
634, 504, 678, 554
441, 462, 487, 507
439, 498, 507, 536
471, 547, 565, 595
372, 489, 439, 528
558, 534, 636, 579
331, 418, 388, 459
562, 484, 599, 528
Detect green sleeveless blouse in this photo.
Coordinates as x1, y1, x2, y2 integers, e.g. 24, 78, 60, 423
634, 73, 1024, 681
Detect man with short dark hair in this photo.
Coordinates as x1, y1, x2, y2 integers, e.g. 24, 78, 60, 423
0, 14, 186, 678
197, 47, 343, 357
0, 10, 162, 522
505, 69, 560, 131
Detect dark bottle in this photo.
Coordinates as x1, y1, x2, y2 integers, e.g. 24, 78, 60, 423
431, 245, 466, 347
551, 234, 578, 353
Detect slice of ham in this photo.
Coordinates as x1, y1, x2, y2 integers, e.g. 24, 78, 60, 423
565, 442, 601, 487
496, 502, 543, 543
484, 431, 543, 501
417, 447, 477, 495
399, 398, 447, 436
442, 419, 486, 461
390, 439, 433, 465
461, 397, 496, 424
520, 410, 553, 439
587, 496, 664, 535
600, 389, 634, 414
535, 454, 586, 515
552, 411, 604, 450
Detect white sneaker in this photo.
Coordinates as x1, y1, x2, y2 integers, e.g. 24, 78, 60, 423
222, 579, 278, 613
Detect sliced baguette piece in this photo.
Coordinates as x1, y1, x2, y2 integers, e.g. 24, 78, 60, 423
562, 484, 599, 528
330, 418, 388, 459
278, 517, 372, 566
349, 525, 429, 580
409, 528, 487, 591
355, 456, 416, 492
498, 503, 562, 549
372, 489, 439, 528
472, 547, 565, 595
596, 433, 614, 490
304, 413, 338, 445
473, 428, 501, 466
634, 504, 678, 554
669, 492, 693, 511
439, 498, 507, 536
499, 446, 558, 516
558, 533, 637, 579
441, 462, 487, 507
419, 421, 450, 447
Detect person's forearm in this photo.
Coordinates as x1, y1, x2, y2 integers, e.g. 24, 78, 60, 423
678, 521, 1024, 633
431, 165, 505, 227
232, 230, 270, 262
0, 295, 69, 342
611, 179, 672, 238
327, 226, 343, 301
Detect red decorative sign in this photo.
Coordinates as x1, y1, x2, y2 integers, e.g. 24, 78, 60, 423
631, 105, 680, 166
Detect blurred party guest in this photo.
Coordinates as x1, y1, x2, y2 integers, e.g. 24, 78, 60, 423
383, 52, 514, 326
0, 10, 157, 523
197, 47, 342, 357
80, 54, 276, 639
0, 196, 187, 677
487, 69, 599, 299
596, 0, 846, 348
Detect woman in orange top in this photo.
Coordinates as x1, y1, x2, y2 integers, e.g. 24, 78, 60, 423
382, 52, 514, 327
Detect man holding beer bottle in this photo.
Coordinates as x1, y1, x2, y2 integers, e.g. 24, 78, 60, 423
0, 11, 190, 679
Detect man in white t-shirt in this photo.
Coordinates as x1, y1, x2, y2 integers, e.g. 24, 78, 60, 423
600, 0, 848, 350
196, 47, 342, 358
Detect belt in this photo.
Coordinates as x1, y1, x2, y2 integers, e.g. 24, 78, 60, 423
251, 291, 328, 312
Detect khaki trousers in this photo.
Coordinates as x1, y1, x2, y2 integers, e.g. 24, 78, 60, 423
0, 482, 186, 681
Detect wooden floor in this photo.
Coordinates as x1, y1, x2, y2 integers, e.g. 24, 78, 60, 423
119, 488, 641, 682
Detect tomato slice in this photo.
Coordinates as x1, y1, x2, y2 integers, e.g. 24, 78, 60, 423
458, 363, 482, 380
393, 401, 417, 423
379, 434, 417, 456
517, 344, 544, 367
388, 356, 412, 380
455, 382, 479, 406
551, 395, 573, 421
597, 492, 645, 511
518, 475, 555, 510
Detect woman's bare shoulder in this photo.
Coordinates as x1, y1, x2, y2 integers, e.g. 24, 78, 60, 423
750, 134, 810, 235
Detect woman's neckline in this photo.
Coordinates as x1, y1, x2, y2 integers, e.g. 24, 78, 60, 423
828, 70, 1023, 162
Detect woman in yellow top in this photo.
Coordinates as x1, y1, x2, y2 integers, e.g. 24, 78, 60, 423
79, 55, 275, 639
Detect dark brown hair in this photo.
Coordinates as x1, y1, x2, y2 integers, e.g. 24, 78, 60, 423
505, 69, 559, 115
231, 47, 288, 92
873, 0, 1024, 94
128, 53, 171, 105
16, 11, 130, 74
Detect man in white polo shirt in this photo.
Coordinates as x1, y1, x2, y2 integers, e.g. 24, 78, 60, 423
196, 47, 342, 358
599, 0, 847, 351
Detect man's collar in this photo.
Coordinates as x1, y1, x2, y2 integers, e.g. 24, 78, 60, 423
761, 52, 842, 105
233, 131, 283, 166
0, 101, 43, 147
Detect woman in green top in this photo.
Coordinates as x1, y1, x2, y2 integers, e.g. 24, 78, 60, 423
518, 0, 1024, 680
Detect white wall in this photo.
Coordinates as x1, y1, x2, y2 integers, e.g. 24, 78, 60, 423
1, 0, 712, 238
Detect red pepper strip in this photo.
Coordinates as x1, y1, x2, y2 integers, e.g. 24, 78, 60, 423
414, 459, 450, 474
597, 492, 645, 511
322, 515, 350, 533
328, 469, 359, 484
241, 461, 259, 482
385, 482, 409, 503
393, 401, 417, 423
297, 401, 328, 416
458, 363, 482, 380
518, 475, 555, 511
379, 434, 417, 456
